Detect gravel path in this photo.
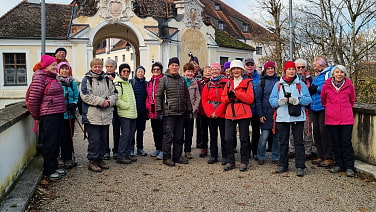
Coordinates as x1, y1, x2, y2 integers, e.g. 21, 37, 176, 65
33, 120, 376, 212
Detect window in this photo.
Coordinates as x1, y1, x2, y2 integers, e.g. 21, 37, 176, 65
220, 57, 228, 66
256, 47, 262, 55
122, 54, 125, 62
115, 56, 118, 62
214, 3, 221, 11
4, 53, 27, 86
242, 23, 249, 32
218, 21, 224, 30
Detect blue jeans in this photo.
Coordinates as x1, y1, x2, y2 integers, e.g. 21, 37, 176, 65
118, 117, 136, 159
327, 125, 354, 170
257, 129, 280, 161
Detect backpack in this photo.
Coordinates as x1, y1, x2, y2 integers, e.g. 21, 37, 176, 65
78, 76, 110, 115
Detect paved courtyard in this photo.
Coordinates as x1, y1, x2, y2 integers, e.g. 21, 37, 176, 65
28, 120, 376, 211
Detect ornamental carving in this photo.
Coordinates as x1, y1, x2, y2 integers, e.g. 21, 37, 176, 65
96, 0, 133, 23
183, 1, 203, 29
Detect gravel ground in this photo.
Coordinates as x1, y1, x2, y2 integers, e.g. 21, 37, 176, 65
30, 120, 376, 212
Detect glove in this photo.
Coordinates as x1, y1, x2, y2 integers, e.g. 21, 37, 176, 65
66, 103, 77, 112
228, 90, 235, 101
156, 111, 163, 120
308, 85, 318, 95
288, 97, 300, 105
185, 111, 193, 120
278, 98, 288, 106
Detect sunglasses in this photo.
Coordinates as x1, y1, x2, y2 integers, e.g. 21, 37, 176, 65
297, 66, 305, 69
246, 63, 255, 66
152, 68, 161, 71
122, 70, 130, 73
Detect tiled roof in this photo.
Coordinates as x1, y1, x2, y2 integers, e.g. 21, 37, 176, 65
0, 1, 72, 38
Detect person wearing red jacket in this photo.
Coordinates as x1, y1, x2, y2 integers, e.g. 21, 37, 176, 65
321, 65, 356, 177
201, 63, 228, 164
221, 60, 254, 171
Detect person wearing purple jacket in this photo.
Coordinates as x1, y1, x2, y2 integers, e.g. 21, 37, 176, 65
321, 65, 356, 177
27, 55, 66, 180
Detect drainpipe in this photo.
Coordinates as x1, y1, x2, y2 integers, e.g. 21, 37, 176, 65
41, 0, 46, 55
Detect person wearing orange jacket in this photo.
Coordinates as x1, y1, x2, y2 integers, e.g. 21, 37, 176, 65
221, 60, 254, 172
201, 63, 228, 165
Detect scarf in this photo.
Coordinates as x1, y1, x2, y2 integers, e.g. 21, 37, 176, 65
332, 78, 345, 90
57, 74, 73, 85
282, 75, 296, 84
184, 76, 192, 87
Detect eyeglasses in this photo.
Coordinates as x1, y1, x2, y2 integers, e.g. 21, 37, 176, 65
297, 66, 305, 69
152, 68, 161, 71
122, 70, 130, 73
246, 63, 255, 66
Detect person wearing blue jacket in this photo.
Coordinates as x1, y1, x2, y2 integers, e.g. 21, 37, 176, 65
255, 61, 280, 165
308, 56, 334, 167
244, 57, 260, 158
269, 61, 312, 177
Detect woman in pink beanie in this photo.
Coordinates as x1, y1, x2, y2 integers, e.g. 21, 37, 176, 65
26, 55, 67, 180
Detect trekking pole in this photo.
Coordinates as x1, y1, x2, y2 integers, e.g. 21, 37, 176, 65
73, 113, 87, 139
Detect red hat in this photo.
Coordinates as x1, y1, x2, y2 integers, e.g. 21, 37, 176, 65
211, 63, 221, 70
41, 55, 56, 69
283, 61, 296, 72
263, 61, 275, 70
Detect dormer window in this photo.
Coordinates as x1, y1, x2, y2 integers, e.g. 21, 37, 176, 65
215, 3, 221, 11
243, 23, 249, 32
218, 21, 224, 30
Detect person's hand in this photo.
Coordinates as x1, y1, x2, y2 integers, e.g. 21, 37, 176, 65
308, 85, 318, 95
288, 97, 299, 105
228, 90, 235, 101
156, 111, 163, 120
259, 116, 266, 124
102, 99, 110, 108
66, 103, 77, 111
278, 97, 288, 106
210, 112, 217, 118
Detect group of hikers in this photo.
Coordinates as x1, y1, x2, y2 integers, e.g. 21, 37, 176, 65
26, 48, 356, 180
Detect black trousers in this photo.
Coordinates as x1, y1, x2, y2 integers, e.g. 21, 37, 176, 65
61, 118, 75, 162
151, 118, 163, 151
183, 118, 194, 153
85, 124, 109, 160
111, 111, 121, 154
162, 115, 185, 160
131, 114, 147, 150
208, 118, 226, 159
250, 115, 260, 157
225, 118, 251, 165
196, 115, 209, 148
312, 110, 333, 160
39, 113, 64, 175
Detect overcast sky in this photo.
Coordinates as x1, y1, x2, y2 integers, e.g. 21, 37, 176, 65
1, 0, 251, 19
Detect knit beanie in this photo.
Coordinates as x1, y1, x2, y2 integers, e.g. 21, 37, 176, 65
263, 61, 275, 70
41, 55, 57, 69
168, 57, 180, 66
55, 47, 67, 55
223, 62, 231, 70
333, 65, 348, 76
57, 62, 70, 74
152, 62, 163, 71
119, 63, 131, 72
136, 66, 145, 73
211, 63, 221, 70
283, 61, 296, 72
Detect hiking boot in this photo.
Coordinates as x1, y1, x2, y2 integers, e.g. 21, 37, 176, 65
163, 159, 175, 167
258, 159, 266, 165
112, 153, 118, 160
271, 160, 279, 165
239, 163, 248, 172
174, 157, 188, 164
276, 166, 288, 173
97, 159, 109, 169
319, 159, 335, 167
346, 169, 355, 177
116, 158, 131, 164
311, 158, 322, 165
185, 152, 193, 159
156, 152, 163, 160
137, 149, 147, 156
48, 172, 62, 180
128, 156, 138, 162
151, 150, 160, 157
296, 168, 305, 177
55, 169, 66, 176
208, 157, 218, 164
88, 160, 102, 172
103, 153, 110, 160
199, 148, 208, 157
330, 166, 344, 173
224, 163, 235, 171
64, 160, 77, 169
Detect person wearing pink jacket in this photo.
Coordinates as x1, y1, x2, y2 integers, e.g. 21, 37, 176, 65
321, 65, 356, 177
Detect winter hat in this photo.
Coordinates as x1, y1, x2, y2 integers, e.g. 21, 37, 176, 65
41, 55, 57, 69
119, 63, 131, 72
168, 57, 180, 66
316, 57, 328, 68
57, 62, 71, 74
263, 61, 275, 70
333, 65, 348, 76
136, 66, 145, 73
244, 57, 255, 65
152, 62, 163, 71
283, 61, 296, 72
230, 60, 245, 71
54, 47, 67, 55
223, 61, 231, 70
211, 63, 221, 70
